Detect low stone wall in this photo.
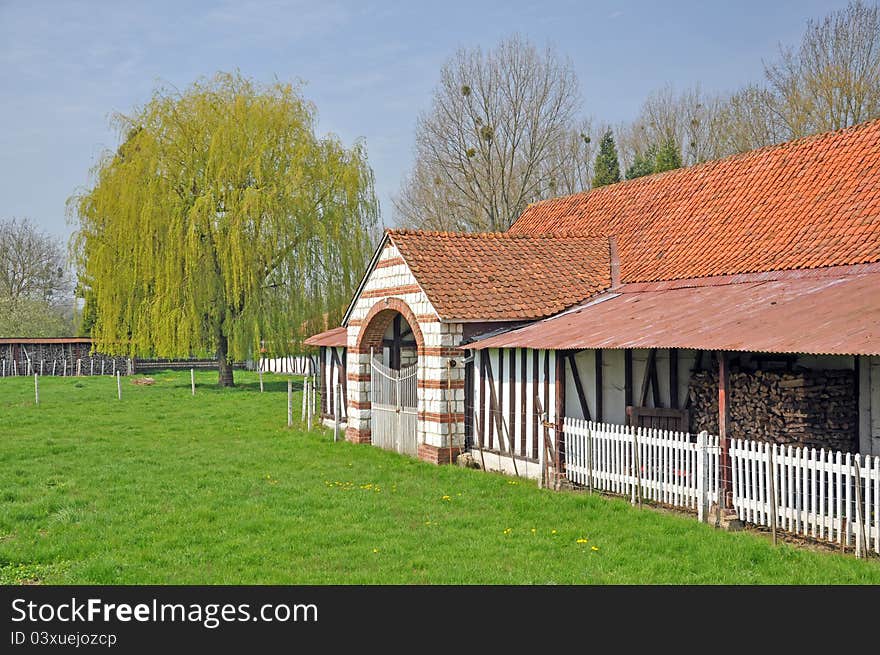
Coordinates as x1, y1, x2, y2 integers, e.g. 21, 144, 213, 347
688, 368, 857, 452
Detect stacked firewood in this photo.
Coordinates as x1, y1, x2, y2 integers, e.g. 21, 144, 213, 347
688, 368, 857, 453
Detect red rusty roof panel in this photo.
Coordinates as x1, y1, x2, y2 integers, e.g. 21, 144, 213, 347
304, 326, 347, 348
466, 266, 880, 356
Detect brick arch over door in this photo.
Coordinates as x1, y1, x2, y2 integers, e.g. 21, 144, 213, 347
345, 297, 426, 448
354, 297, 426, 354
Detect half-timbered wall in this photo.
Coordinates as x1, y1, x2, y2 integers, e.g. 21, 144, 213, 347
471, 348, 559, 479
470, 347, 880, 477
320, 346, 347, 421
563, 348, 699, 425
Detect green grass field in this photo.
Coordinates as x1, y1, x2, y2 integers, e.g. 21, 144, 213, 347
1, 370, 878, 584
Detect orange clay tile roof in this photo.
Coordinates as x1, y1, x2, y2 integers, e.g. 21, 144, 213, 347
387, 231, 611, 321
509, 119, 880, 283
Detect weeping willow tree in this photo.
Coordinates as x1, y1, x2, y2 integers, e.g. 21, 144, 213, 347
70, 72, 378, 386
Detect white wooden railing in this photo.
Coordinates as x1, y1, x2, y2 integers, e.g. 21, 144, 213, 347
730, 439, 879, 555
257, 355, 317, 375
563, 418, 880, 556
563, 418, 719, 516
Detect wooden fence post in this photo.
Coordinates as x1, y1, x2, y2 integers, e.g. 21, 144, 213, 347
333, 382, 341, 442
312, 375, 317, 418
287, 379, 293, 429
697, 431, 709, 523
538, 411, 546, 489
301, 378, 307, 422
116, 371, 122, 400
586, 423, 594, 494
632, 426, 643, 509
306, 379, 313, 431
191, 368, 196, 396
34, 373, 39, 405
718, 351, 732, 508
854, 456, 867, 558
768, 443, 778, 545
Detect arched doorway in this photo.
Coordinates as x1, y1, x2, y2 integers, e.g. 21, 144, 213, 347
354, 299, 425, 456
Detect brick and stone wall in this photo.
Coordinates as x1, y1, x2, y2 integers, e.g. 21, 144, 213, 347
344, 242, 466, 462
688, 368, 858, 452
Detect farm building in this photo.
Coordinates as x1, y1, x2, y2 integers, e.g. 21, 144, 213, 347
0, 337, 129, 377
0, 337, 249, 376
306, 119, 880, 486
304, 326, 348, 422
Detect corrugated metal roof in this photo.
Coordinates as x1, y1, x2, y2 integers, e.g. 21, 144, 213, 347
466, 266, 880, 356
304, 326, 347, 348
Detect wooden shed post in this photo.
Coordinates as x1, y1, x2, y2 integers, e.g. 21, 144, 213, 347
718, 351, 732, 508
320, 346, 328, 417
555, 351, 565, 482
696, 431, 709, 523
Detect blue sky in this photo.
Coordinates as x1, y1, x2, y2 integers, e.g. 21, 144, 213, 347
0, 0, 850, 242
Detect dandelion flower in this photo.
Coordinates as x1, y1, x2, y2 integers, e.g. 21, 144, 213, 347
551, 529, 557, 535
576, 538, 589, 544
373, 548, 379, 553
530, 528, 536, 534
591, 546, 599, 551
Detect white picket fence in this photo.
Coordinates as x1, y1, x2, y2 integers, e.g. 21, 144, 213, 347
563, 418, 880, 556
730, 439, 879, 555
563, 418, 720, 516
257, 355, 317, 375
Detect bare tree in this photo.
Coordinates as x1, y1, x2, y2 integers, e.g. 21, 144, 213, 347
394, 35, 585, 232
616, 85, 729, 173
616, 3, 880, 171
765, 1, 880, 137
0, 217, 73, 337
0, 218, 69, 302
394, 158, 483, 232
538, 118, 596, 197
713, 84, 789, 154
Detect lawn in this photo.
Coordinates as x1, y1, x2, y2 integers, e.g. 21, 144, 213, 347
0, 370, 878, 584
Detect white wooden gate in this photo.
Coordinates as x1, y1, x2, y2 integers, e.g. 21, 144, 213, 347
370, 355, 418, 456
